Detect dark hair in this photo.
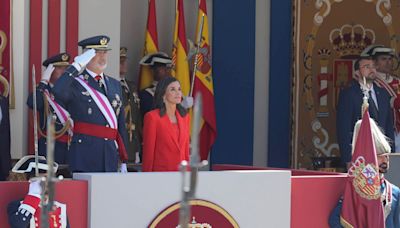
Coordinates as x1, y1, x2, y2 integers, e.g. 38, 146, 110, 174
354, 56, 373, 71
153, 76, 187, 117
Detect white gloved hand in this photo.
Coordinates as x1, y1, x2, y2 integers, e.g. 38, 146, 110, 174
41, 64, 54, 82
72, 48, 96, 71
28, 179, 42, 197
181, 96, 194, 109
119, 163, 128, 173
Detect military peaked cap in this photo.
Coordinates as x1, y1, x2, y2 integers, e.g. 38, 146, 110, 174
78, 35, 111, 50
42, 53, 70, 67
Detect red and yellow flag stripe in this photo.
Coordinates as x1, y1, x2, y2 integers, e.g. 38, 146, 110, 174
193, 0, 217, 160
138, 0, 159, 90
171, 0, 190, 96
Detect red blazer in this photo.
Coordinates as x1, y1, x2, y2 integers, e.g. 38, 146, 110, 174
142, 109, 190, 171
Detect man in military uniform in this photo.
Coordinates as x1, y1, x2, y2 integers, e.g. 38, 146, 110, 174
7, 155, 70, 228
27, 53, 72, 165
119, 47, 142, 164
52, 35, 129, 173
139, 52, 172, 116
365, 45, 400, 152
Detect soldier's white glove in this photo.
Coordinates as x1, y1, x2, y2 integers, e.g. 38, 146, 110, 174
41, 64, 54, 83
120, 163, 128, 173
28, 179, 42, 197
72, 48, 96, 71
181, 96, 194, 109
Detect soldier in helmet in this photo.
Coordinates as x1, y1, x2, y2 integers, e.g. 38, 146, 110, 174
119, 47, 142, 164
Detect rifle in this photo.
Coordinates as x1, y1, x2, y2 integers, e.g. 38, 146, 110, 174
40, 116, 58, 228
178, 94, 208, 227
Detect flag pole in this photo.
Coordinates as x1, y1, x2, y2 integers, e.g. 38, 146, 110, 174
189, 14, 205, 97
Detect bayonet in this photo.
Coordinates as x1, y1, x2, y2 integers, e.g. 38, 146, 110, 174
40, 116, 56, 228
179, 94, 207, 227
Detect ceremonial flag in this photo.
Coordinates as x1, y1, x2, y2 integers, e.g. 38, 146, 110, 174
171, 0, 190, 96
192, 0, 217, 160
138, 0, 159, 90
340, 111, 385, 228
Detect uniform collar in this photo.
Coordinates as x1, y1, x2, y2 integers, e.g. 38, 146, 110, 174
86, 68, 104, 79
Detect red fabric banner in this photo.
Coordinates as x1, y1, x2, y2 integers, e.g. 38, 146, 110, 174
340, 111, 385, 228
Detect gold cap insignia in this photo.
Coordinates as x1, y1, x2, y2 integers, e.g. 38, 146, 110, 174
120, 47, 128, 57
61, 54, 69, 61
100, 37, 108, 45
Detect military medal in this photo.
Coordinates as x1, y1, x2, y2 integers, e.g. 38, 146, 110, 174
112, 94, 122, 116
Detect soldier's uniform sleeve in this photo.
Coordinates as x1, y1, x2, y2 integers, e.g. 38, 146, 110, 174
328, 199, 344, 228
393, 185, 400, 228
7, 195, 40, 228
27, 82, 49, 111
52, 65, 80, 104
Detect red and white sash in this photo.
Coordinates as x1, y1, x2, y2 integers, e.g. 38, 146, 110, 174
375, 76, 397, 98
75, 77, 117, 129
43, 90, 74, 135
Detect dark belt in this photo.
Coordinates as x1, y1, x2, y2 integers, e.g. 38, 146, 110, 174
73, 122, 128, 162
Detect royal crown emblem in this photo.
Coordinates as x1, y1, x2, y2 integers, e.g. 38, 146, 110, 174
61, 54, 68, 61
348, 156, 381, 200
176, 217, 212, 228
100, 37, 108, 45
329, 24, 376, 58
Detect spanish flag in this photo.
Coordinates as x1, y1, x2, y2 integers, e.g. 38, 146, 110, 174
138, 0, 159, 90
171, 0, 190, 96
192, 0, 217, 160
